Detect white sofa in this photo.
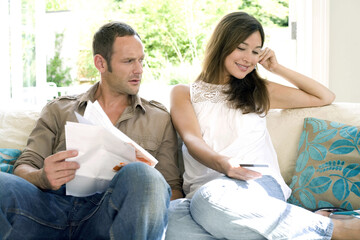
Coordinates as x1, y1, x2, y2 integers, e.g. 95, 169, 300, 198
1, 102, 360, 208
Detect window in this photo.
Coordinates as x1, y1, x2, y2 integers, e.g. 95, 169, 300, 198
1, 0, 294, 109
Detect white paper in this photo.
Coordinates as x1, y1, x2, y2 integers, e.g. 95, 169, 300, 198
65, 100, 158, 197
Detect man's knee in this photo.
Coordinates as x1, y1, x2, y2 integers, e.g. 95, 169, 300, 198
111, 162, 170, 195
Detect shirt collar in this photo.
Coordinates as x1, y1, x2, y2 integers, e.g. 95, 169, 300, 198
131, 94, 146, 113
77, 82, 146, 112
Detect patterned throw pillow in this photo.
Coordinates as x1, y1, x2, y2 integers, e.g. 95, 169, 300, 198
287, 118, 360, 210
0, 148, 22, 173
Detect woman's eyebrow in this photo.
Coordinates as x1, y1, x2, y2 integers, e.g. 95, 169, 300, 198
239, 42, 262, 49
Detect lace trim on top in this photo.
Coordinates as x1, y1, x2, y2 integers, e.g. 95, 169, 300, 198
192, 81, 229, 103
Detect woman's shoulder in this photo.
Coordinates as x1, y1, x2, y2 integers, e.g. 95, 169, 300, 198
172, 83, 190, 91
171, 84, 190, 97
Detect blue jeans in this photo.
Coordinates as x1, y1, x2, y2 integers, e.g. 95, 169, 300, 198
166, 175, 333, 240
0, 162, 171, 240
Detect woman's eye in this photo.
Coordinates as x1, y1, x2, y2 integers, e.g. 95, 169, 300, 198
253, 51, 260, 55
237, 47, 245, 51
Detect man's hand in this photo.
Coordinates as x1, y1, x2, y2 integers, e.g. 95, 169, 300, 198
40, 150, 80, 190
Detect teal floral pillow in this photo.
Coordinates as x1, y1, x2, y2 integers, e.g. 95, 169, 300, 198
0, 148, 22, 173
288, 118, 360, 210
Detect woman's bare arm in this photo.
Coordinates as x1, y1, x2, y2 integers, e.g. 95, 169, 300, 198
259, 48, 336, 109
170, 84, 261, 180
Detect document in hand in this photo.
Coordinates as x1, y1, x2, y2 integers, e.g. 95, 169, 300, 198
65, 100, 158, 197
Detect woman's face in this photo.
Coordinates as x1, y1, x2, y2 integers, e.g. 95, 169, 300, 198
223, 31, 262, 82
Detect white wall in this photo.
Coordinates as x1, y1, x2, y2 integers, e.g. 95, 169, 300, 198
329, 0, 360, 102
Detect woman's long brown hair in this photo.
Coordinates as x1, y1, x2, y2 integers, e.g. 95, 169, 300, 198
196, 12, 270, 114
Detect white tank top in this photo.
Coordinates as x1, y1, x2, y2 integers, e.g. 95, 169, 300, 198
182, 81, 291, 199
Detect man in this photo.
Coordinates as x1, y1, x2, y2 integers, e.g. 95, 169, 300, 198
0, 22, 183, 240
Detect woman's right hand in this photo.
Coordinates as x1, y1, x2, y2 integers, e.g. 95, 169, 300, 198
223, 157, 262, 181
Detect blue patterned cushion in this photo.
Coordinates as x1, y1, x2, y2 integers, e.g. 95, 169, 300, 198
0, 148, 22, 173
288, 118, 360, 210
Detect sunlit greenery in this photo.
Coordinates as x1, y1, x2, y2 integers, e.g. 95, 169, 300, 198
45, 0, 70, 12
38, 0, 288, 86
46, 33, 72, 87
116, 0, 288, 84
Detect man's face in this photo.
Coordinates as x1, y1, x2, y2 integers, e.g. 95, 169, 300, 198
104, 35, 145, 96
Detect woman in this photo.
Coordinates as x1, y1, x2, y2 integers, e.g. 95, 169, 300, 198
166, 12, 360, 240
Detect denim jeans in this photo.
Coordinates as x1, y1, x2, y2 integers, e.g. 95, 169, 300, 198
0, 162, 171, 240
166, 175, 333, 240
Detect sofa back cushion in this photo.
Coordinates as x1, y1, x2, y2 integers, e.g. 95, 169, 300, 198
267, 103, 360, 185
0, 109, 39, 150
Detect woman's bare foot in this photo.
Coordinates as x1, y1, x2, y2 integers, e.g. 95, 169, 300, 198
331, 217, 360, 240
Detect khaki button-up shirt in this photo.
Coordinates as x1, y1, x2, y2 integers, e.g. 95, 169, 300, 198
14, 83, 182, 191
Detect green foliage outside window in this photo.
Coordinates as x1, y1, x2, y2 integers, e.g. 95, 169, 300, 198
45, 0, 70, 12
115, 0, 288, 85
25, 0, 289, 87
46, 33, 72, 87
77, 50, 100, 84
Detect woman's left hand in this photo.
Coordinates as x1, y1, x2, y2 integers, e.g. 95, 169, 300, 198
258, 47, 278, 72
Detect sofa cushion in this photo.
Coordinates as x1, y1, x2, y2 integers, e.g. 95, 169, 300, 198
287, 117, 360, 210
0, 148, 22, 173
267, 103, 360, 185
0, 109, 39, 150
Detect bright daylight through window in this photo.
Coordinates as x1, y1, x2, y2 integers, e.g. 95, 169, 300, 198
0, 0, 290, 109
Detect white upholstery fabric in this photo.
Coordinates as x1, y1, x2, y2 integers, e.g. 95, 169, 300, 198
0, 102, 359, 186
0, 110, 39, 150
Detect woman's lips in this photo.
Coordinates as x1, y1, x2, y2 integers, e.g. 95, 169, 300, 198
235, 62, 249, 71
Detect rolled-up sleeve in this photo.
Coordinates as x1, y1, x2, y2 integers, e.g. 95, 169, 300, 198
14, 102, 59, 170
14, 97, 81, 171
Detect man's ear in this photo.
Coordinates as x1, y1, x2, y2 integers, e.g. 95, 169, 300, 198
94, 54, 107, 73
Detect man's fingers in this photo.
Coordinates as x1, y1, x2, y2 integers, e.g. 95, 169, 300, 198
52, 150, 79, 162
42, 150, 80, 190
50, 173, 77, 190
46, 167, 78, 190
44, 150, 79, 172
55, 169, 77, 182
59, 160, 80, 170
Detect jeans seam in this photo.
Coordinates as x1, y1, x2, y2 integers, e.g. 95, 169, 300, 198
77, 188, 113, 225
7, 208, 68, 230
3, 228, 11, 240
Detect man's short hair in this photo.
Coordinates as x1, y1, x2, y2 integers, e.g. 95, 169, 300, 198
92, 22, 141, 72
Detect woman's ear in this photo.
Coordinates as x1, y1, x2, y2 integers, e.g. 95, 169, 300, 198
94, 54, 107, 73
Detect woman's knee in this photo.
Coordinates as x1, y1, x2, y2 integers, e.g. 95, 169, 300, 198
189, 177, 257, 230
166, 199, 217, 240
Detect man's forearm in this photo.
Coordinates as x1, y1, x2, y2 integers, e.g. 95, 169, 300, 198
14, 164, 49, 190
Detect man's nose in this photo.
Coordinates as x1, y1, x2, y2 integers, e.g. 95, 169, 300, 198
134, 60, 143, 74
